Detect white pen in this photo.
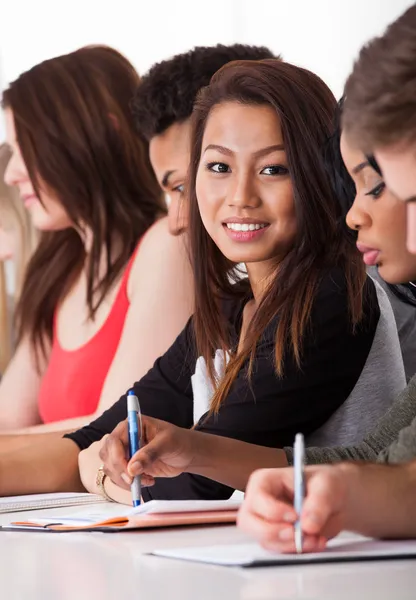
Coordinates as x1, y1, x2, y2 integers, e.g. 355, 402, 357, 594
127, 390, 142, 507
294, 433, 305, 554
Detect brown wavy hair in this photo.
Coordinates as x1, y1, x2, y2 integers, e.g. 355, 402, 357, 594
343, 4, 416, 150
2, 46, 164, 364
187, 59, 367, 414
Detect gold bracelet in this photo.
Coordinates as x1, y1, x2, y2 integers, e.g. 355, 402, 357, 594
95, 464, 114, 502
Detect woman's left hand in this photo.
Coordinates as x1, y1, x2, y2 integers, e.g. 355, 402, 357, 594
98, 415, 198, 490
78, 438, 108, 494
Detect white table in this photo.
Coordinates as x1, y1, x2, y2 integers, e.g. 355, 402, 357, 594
0, 504, 415, 600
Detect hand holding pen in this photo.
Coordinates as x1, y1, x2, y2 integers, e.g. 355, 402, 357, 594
127, 389, 142, 507
238, 460, 352, 553
98, 413, 199, 492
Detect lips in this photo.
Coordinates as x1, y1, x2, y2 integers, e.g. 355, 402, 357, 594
356, 243, 381, 267
21, 193, 38, 208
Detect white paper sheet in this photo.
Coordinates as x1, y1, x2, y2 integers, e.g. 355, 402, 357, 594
150, 536, 416, 567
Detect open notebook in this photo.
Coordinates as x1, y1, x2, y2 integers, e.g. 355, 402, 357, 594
0, 499, 241, 532
0, 492, 106, 514
150, 536, 416, 567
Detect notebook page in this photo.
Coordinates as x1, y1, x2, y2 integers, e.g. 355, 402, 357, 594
3, 504, 132, 529
150, 537, 416, 567
128, 498, 242, 516
14, 501, 135, 526
0, 492, 106, 514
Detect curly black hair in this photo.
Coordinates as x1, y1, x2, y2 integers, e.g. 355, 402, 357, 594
131, 44, 277, 140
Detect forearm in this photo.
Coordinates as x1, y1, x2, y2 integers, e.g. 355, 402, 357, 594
4, 414, 101, 435
284, 380, 416, 466
377, 416, 416, 463
189, 433, 288, 491
285, 439, 380, 466
0, 340, 47, 432
0, 431, 67, 453
0, 437, 84, 496
340, 461, 416, 538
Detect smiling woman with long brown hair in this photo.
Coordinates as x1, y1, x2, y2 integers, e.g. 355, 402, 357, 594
0, 45, 194, 433
71, 58, 403, 504
0, 59, 401, 500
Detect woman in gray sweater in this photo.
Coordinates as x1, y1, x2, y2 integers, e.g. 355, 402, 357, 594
284, 113, 416, 466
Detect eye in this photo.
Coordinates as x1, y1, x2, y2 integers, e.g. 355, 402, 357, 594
172, 184, 185, 194
206, 162, 231, 174
365, 181, 386, 199
260, 165, 289, 176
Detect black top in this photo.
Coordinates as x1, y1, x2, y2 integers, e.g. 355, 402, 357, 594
66, 269, 379, 501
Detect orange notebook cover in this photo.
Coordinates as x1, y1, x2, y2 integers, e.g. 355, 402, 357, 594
0, 499, 240, 533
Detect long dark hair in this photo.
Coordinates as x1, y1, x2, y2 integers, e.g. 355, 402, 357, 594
2, 46, 165, 363
187, 60, 367, 414
323, 98, 416, 308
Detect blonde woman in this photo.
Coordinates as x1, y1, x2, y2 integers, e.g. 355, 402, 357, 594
0, 143, 37, 371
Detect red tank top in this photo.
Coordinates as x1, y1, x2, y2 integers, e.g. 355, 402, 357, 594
38, 244, 140, 423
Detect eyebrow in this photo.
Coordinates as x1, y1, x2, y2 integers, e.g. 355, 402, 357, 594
161, 170, 175, 188
203, 144, 285, 158
404, 196, 416, 203
352, 160, 370, 175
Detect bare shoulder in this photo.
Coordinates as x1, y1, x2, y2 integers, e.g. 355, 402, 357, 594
127, 217, 191, 299
135, 216, 189, 265
142, 216, 185, 250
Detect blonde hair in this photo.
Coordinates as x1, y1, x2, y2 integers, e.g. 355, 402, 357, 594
0, 143, 37, 370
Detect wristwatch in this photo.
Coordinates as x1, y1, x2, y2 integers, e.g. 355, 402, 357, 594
96, 464, 114, 502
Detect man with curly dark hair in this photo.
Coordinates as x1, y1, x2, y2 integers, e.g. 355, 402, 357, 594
131, 44, 276, 235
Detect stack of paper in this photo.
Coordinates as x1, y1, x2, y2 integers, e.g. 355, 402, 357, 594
0, 492, 106, 514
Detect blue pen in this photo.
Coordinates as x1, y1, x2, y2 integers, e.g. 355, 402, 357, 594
127, 389, 142, 507
294, 433, 305, 554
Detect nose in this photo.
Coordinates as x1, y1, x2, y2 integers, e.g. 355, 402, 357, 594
3, 155, 15, 187
167, 194, 188, 236
3, 150, 24, 188
346, 195, 371, 232
228, 171, 260, 209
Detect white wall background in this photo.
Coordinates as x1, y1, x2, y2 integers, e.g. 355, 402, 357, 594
0, 0, 414, 140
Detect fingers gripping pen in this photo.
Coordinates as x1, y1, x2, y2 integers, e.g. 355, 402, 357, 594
127, 389, 142, 507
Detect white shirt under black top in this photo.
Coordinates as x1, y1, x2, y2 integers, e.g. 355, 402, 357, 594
66, 268, 384, 501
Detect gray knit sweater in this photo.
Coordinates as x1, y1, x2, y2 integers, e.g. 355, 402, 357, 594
285, 375, 416, 465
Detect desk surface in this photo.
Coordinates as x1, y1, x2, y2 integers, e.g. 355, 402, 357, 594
0, 504, 415, 600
